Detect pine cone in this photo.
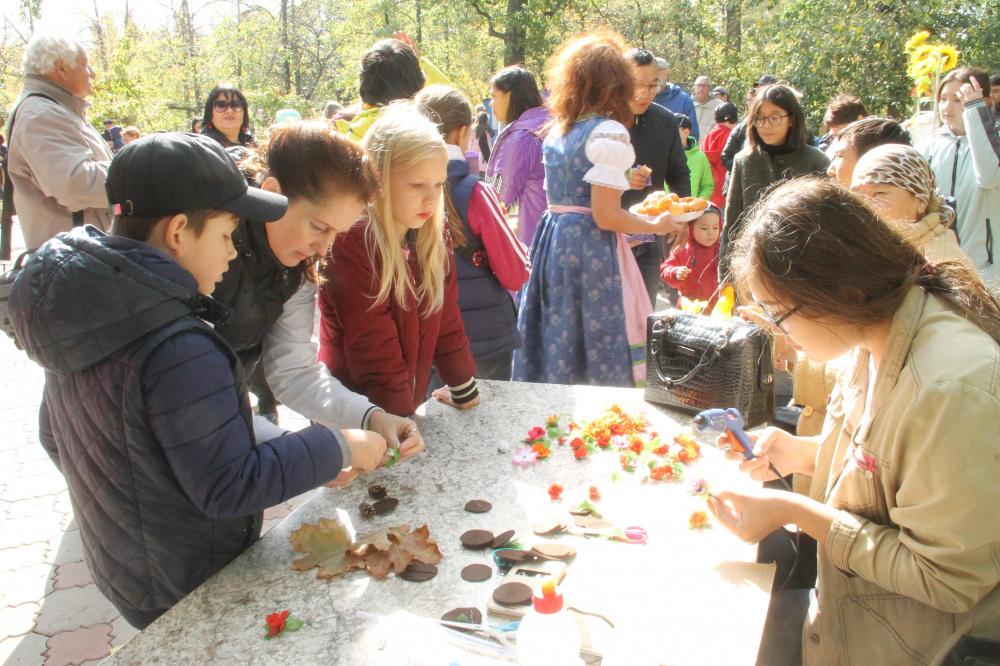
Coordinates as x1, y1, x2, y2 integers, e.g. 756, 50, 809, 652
359, 502, 376, 518
368, 484, 388, 500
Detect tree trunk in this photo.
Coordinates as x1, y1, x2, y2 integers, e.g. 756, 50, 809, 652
725, 2, 742, 54
504, 0, 526, 66
416, 0, 422, 44
281, 0, 291, 94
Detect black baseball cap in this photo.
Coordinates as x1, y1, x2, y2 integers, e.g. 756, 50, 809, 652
753, 75, 778, 87
673, 112, 692, 131
105, 132, 287, 222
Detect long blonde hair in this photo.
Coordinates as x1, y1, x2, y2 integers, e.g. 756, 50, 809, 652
360, 107, 449, 315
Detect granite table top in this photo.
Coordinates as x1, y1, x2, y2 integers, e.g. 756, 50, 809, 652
106, 380, 774, 665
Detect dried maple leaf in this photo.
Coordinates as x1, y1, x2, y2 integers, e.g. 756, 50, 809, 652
355, 525, 443, 578
288, 517, 364, 579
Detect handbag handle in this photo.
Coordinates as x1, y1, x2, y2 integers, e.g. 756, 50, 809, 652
651, 316, 731, 387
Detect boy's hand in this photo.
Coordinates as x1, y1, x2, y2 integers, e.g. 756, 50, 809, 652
958, 77, 985, 104
393, 31, 418, 58
341, 428, 387, 473
676, 267, 691, 281
629, 166, 650, 190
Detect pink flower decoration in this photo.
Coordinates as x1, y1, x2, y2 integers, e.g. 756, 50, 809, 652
512, 445, 539, 466
525, 426, 547, 442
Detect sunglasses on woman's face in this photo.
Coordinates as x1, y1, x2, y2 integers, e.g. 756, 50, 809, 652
213, 99, 244, 113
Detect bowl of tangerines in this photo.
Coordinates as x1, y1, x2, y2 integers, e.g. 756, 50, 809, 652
630, 191, 710, 222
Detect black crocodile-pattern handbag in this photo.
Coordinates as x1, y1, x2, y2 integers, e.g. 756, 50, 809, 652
644, 309, 775, 428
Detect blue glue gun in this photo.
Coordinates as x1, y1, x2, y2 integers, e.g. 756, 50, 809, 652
692, 408, 756, 460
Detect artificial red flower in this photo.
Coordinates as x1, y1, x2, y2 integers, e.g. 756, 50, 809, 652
650, 465, 675, 481
689, 510, 709, 528
619, 454, 631, 471
676, 447, 693, 463
568, 422, 579, 431
675, 432, 696, 447
596, 434, 611, 449
546, 414, 560, 427
266, 610, 290, 636
526, 426, 546, 441
649, 431, 659, 439
652, 445, 671, 456
532, 443, 551, 459
628, 440, 644, 454
557, 436, 567, 445
574, 447, 588, 460
547, 483, 563, 500
588, 486, 600, 501
569, 436, 584, 449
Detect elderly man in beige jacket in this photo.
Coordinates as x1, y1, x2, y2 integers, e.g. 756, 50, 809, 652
6, 34, 113, 249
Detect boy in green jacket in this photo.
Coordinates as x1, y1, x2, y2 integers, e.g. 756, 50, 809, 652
674, 112, 715, 200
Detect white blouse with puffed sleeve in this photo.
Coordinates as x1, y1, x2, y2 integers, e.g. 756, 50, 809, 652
583, 120, 635, 191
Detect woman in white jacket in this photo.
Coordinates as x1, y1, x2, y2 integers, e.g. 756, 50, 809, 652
919, 67, 1000, 290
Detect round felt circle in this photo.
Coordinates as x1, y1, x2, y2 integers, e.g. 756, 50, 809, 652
441, 607, 482, 627
373, 497, 398, 515
568, 505, 591, 516
492, 581, 533, 606
574, 515, 613, 530
464, 499, 492, 513
461, 563, 493, 582
398, 562, 438, 581
494, 548, 536, 563
532, 518, 568, 536
460, 529, 495, 549
531, 543, 577, 560
491, 529, 516, 549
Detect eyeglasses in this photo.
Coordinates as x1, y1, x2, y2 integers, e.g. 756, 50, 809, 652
754, 301, 801, 335
213, 100, 245, 113
635, 82, 664, 95
752, 113, 789, 128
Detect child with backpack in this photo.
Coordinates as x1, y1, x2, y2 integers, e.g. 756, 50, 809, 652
8, 133, 386, 629
414, 85, 530, 382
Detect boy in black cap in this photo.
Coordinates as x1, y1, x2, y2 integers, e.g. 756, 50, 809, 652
8, 132, 386, 629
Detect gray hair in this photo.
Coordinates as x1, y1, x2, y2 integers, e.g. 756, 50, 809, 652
22, 34, 85, 76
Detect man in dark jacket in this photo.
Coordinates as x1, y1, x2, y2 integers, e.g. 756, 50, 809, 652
623, 48, 692, 308
8, 133, 386, 629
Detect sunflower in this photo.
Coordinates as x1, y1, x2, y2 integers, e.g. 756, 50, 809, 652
908, 57, 936, 79
911, 44, 935, 64
905, 31, 931, 52
931, 44, 959, 71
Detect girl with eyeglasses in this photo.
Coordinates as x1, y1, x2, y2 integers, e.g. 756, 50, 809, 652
712, 177, 1000, 666
719, 84, 829, 285
201, 84, 257, 148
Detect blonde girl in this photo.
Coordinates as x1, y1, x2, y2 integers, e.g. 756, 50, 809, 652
317, 107, 479, 416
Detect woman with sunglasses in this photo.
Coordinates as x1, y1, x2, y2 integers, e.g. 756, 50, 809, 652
711, 177, 1000, 666
201, 84, 257, 148
719, 84, 829, 284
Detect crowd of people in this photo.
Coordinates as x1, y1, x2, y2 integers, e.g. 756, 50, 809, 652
5, 26, 1000, 666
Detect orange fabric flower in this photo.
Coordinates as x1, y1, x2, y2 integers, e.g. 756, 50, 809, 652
531, 443, 550, 459
689, 510, 709, 528
547, 483, 563, 499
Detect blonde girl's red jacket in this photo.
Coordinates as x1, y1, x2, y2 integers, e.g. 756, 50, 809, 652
317, 221, 476, 417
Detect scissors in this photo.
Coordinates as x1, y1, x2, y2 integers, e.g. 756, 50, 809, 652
437, 619, 521, 649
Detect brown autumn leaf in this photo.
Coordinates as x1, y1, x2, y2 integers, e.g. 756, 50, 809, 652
289, 517, 364, 579
289, 520, 443, 580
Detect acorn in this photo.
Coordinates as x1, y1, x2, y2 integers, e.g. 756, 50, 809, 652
359, 502, 376, 518
368, 484, 388, 500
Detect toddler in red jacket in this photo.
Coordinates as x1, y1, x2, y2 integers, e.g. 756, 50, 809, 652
660, 206, 722, 305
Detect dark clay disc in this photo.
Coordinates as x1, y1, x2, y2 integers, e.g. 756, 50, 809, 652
530, 543, 577, 560
491, 529, 516, 548
461, 563, 493, 582
460, 529, 495, 549
494, 548, 537, 563
574, 515, 613, 530
441, 607, 483, 627
464, 499, 492, 513
492, 581, 534, 606
398, 562, 438, 582
532, 517, 568, 536
373, 497, 398, 515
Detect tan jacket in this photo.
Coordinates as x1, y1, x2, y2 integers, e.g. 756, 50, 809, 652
804, 287, 1000, 665
897, 211, 976, 273
7, 76, 113, 249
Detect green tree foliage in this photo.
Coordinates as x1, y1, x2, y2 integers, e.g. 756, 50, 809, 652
1, 0, 997, 136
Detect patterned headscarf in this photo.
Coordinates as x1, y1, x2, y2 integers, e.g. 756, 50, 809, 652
850, 143, 956, 227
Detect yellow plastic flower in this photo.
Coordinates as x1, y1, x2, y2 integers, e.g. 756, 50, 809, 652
931, 44, 959, 71
905, 31, 930, 52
